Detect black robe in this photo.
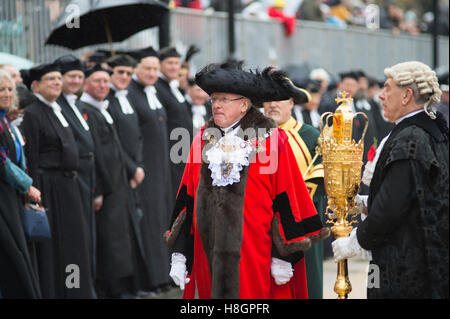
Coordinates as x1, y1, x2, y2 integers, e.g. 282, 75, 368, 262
57, 95, 97, 287
21, 100, 94, 298
357, 112, 449, 299
79, 100, 135, 295
0, 115, 41, 298
155, 77, 193, 203
127, 79, 172, 290
106, 89, 149, 291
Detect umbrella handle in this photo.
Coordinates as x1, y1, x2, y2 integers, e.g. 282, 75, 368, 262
102, 14, 115, 56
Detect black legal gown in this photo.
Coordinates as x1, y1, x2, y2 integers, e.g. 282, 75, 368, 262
79, 100, 135, 295
21, 100, 94, 298
127, 79, 172, 290
106, 89, 149, 291
57, 95, 97, 288
0, 115, 41, 298
155, 77, 193, 205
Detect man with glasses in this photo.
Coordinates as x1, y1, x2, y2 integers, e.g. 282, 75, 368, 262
21, 63, 94, 298
165, 62, 329, 299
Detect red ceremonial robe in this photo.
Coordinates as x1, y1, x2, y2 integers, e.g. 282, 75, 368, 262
165, 107, 325, 299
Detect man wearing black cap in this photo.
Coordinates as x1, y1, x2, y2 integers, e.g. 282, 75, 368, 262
105, 54, 150, 295
54, 54, 97, 296
156, 47, 193, 204
164, 62, 328, 299
126, 47, 172, 293
21, 63, 94, 298
80, 65, 138, 298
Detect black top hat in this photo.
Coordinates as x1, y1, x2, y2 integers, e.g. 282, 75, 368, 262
159, 47, 181, 61
106, 54, 138, 68
195, 61, 310, 105
54, 54, 84, 74
28, 63, 61, 82
84, 64, 112, 78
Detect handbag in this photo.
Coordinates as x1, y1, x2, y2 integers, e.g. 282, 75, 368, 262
22, 203, 51, 241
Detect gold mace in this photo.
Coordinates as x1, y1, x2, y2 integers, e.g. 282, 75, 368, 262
310, 91, 368, 299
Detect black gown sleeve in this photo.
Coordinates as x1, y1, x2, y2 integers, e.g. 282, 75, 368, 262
357, 159, 414, 250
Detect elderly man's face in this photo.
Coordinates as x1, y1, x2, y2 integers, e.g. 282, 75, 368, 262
210, 92, 249, 128
379, 78, 404, 122
160, 57, 181, 82
135, 57, 159, 87
62, 70, 84, 95
84, 71, 110, 101
33, 71, 63, 102
111, 66, 133, 91
263, 99, 293, 126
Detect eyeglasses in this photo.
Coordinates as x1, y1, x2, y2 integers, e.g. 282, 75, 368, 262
208, 96, 244, 105
41, 76, 63, 82
116, 70, 133, 77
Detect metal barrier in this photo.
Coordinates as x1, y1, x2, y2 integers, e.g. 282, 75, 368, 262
1, 2, 448, 79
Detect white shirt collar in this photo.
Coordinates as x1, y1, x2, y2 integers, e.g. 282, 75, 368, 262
80, 92, 109, 111
395, 109, 423, 125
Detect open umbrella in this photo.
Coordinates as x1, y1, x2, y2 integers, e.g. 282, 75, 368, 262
45, 0, 169, 52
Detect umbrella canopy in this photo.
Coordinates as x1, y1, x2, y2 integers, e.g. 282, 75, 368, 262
45, 0, 169, 50
0, 52, 34, 69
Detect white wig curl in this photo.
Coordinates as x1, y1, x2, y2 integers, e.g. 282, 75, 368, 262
384, 61, 442, 119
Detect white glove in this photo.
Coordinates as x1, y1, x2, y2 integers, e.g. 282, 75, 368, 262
169, 253, 190, 290
355, 195, 368, 220
332, 228, 371, 262
270, 257, 293, 285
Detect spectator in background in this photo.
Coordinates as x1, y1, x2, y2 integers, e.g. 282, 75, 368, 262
173, 0, 203, 9
268, 0, 297, 36
298, 0, 324, 22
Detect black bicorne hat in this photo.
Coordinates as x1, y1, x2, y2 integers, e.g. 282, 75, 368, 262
195, 61, 311, 105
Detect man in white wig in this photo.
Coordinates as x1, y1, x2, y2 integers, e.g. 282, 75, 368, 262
333, 61, 449, 299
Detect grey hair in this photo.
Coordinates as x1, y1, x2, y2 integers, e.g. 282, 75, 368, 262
384, 61, 442, 119
0, 69, 18, 111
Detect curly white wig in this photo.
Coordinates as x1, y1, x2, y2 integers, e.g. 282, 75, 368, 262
384, 61, 442, 119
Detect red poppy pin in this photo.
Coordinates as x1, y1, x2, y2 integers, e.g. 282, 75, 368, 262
367, 137, 378, 162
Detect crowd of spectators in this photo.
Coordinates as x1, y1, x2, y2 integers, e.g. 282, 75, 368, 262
168, 0, 449, 36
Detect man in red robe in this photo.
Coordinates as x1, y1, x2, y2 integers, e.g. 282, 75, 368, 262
164, 62, 330, 299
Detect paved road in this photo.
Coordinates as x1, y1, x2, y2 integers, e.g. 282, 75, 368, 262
323, 256, 369, 299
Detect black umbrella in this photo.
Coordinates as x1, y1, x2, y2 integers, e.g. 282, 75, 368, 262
45, 0, 169, 51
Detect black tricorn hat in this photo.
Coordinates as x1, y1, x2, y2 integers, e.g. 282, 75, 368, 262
195, 61, 311, 105
84, 64, 112, 78
54, 54, 84, 74
106, 54, 138, 68
29, 62, 61, 82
